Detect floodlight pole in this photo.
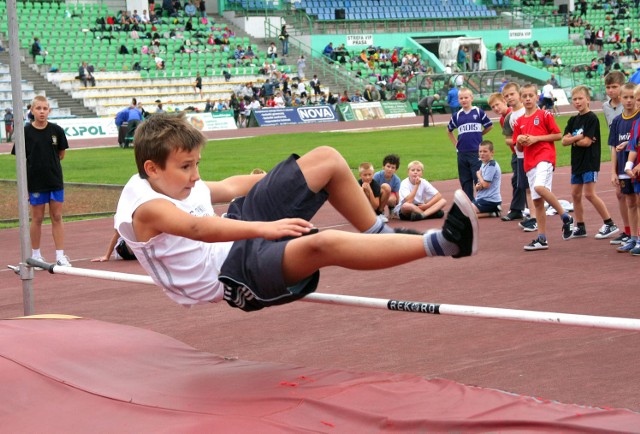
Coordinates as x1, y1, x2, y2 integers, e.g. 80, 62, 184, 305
7, 0, 35, 315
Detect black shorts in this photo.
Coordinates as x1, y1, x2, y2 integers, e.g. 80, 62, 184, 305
619, 178, 635, 195
219, 154, 329, 312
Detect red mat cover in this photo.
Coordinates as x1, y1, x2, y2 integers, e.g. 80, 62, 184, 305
2, 317, 639, 433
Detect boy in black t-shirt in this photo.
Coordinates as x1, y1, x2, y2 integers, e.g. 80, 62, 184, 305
358, 162, 385, 222
561, 85, 618, 240
11, 96, 72, 266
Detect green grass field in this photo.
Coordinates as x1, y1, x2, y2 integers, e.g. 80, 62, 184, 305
0, 113, 610, 185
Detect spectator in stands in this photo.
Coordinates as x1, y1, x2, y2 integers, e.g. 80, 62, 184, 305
204, 98, 214, 112
193, 72, 203, 99
184, 1, 198, 17
495, 44, 504, 69
279, 24, 289, 57
323, 42, 335, 61
472, 49, 482, 72
4, 108, 14, 143
542, 53, 554, 68
77, 61, 96, 87
274, 91, 285, 108
199, 0, 206, 18
155, 99, 165, 113
595, 26, 605, 53
390, 49, 400, 68
549, 73, 559, 88
456, 46, 466, 71
155, 55, 165, 70
310, 75, 321, 101
446, 84, 460, 114
234, 45, 244, 66
185, 17, 194, 31
297, 55, 306, 80
340, 90, 350, 103
244, 46, 256, 62
267, 42, 278, 59
31, 37, 44, 62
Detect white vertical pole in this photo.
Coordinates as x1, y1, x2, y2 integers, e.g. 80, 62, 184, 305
7, 0, 35, 315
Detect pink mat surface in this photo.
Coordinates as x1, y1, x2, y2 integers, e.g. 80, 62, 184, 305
3, 316, 640, 433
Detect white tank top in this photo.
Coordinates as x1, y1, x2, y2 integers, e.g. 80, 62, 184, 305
115, 175, 233, 306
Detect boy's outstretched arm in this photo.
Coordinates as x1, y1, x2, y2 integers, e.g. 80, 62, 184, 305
206, 173, 266, 204
133, 199, 314, 244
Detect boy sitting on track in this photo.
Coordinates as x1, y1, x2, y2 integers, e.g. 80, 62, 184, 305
114, 114, 478, 312
472, 140, 502, 218
373, 154, 402, 219
394, 160, 447, 221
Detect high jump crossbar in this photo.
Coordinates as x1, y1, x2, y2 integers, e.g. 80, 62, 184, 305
20, 258, 640, 332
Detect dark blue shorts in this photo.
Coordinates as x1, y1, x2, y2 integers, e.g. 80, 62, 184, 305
619, 178, 634, 195
219, 154, 329, 312
571, 171, 597, 185
29, 189, 64, 205
472, 198, 501, 213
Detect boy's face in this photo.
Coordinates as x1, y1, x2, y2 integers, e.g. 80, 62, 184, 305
490, 99, 508, 116
31, 101, 50, 123
571, 90, 590, 113
621, 88, 636, 112
635, 92, 640, 110
478, 145, 493, 163
383, 162, 397, 178
458, 91, 473, 109
407, 164, 423, 183
605, 83, 622, 100
520, 88, 538, 110
359, 168, 374, 184
148, 148, 202, 201
502, 87, 521, 107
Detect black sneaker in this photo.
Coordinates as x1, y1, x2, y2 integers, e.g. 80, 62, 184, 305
519, 218, 537, 232
410, 212, 428, 221
571, 226, 587, 238
501, 210, 524, 221
441, 190, 479, 258
562, 216, 574, 241
610, 232, 630, 245
524, 237, 549, 251
595, 223, 619, 239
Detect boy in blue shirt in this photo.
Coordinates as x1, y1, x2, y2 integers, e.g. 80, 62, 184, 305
472, 140, 502, 217
373, 154, 401, 218
447, 87, 493, 201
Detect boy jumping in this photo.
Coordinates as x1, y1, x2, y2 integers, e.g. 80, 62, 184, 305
114, 114, 478, 312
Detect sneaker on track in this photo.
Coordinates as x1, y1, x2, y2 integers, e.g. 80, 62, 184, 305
595, 223, 619, 239
501, 210, 524, 221
441, 190, 479, 258
610, 232, 630, 245
631, 244, 640, 256
524, 238, 549, 251
56, 255, 73, 267
616, 240, 636, 253
520, 218, 538, 232
562, 216, 574, 240
571, 226, 587, 238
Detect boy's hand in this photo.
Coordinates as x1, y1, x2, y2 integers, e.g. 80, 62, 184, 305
91, 255, 110, 262
362, 182, 371, 194
262, 219, 316, 240
632, 165, 640, 177
616, 142, 628, 152
611, 173, 620, 186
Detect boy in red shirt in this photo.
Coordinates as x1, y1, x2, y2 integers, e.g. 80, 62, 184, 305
513, 83, 573, 251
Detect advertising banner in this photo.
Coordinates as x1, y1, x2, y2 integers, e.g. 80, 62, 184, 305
251, 105, 339, 127
381, 101, 416, 118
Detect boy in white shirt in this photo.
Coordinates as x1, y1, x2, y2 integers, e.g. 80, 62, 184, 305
395, 160, 447, 221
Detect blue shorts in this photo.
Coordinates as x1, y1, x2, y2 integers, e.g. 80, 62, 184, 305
633, 179, 640, 194
29, 189, 64, 206
571, 171, 598, 185
472, 198, 501, 213
219, 154, 328, 312
619, 179, 635, 195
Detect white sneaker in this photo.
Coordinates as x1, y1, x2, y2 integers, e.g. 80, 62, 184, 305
379, 214, 389, 223
56, 255, 73, 267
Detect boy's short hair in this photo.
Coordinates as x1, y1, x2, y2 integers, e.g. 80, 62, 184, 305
134, 113, 206, 179
621, 82, 637, 93
479, 140, 494, 152
458, 87, 473, 96
604, 71, 626, 85
571, 85, 591, 98
358, 162, 374, 173
520, 83, 538, 94
487, 92, 505, 105
407, 160, 424, 171
31, 95, 48, 107
501, 82, 520, 94
382, 154, 400, 169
